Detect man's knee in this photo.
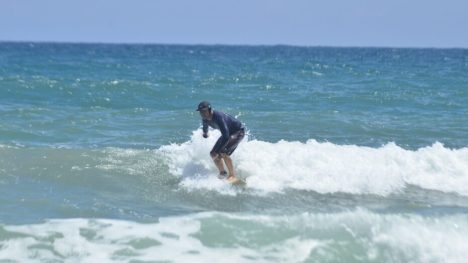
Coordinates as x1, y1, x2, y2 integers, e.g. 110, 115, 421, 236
219, 153, 228, 159
211, 152, 227, 160
210, 152, 220, 160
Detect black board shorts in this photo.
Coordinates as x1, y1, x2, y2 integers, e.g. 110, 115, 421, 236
211, 128, 245, 156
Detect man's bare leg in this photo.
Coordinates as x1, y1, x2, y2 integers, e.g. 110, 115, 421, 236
221, 154, 237, 182
211, 153, 226, 176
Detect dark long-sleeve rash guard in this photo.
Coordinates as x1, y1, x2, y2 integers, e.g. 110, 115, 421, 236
202, 110, 243, 153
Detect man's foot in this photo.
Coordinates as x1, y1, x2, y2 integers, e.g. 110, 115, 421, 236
218, 171, 228, 179
226, 174, 238, 183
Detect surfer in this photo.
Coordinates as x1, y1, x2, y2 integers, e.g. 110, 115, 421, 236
196, 101, 245, 183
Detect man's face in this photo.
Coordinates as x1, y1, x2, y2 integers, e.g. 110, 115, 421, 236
199, 109, 211, 120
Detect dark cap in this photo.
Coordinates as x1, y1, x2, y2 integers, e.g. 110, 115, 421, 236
196, 101, 211, 111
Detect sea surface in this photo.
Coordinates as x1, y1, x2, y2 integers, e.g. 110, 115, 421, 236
0, 42, 467, 262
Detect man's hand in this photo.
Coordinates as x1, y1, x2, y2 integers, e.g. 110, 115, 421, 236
203, 133, 208, 138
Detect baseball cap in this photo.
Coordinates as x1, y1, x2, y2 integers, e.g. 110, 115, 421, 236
196, 101, 211, 111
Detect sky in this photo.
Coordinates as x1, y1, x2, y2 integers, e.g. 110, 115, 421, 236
1, 0, 467, 48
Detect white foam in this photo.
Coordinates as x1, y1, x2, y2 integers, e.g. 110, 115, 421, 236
217, 210, 468, 262
0, 214, 319, 263
1, 210, 467, 262
160, 130, 468, 196
373, 216, 468, 263
0, 144, 20, 149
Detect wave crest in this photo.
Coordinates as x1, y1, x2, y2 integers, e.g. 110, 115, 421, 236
161, 130, 468, 196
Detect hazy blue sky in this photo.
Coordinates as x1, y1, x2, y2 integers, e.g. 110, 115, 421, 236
1, 0, 467, 48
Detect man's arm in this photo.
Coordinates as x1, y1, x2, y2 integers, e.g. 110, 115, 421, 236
202, 119, 209, 138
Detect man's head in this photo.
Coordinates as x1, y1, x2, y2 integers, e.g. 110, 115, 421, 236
196, 101, 212, 119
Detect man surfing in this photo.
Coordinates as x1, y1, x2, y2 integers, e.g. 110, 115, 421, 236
196, 101, 245, 183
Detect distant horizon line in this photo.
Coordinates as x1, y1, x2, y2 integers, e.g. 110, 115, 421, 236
1, 39, 467, 50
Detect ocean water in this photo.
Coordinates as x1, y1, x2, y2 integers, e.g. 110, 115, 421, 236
0, 42, 467, 262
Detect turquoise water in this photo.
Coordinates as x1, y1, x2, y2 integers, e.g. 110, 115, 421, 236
1, 42, 468, 262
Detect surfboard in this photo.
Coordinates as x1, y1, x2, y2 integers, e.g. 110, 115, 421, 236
228, 177, 247, 187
